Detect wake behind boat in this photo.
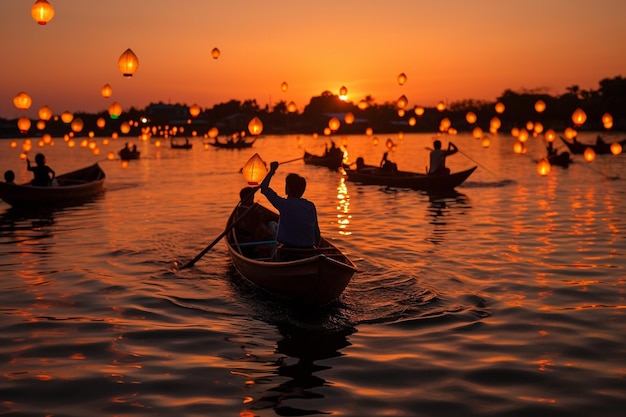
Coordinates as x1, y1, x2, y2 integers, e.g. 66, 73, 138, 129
225, 202, 356, 305
0, 163, 106, 208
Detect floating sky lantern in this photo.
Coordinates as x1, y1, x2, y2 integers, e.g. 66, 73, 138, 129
397, 72, 407, 85
118, 48, 139, 77
208, 127, 219, 139
465, 111, 477, 124
472, 126, 483, 139
534, 100, 546, 113
583, 147, 595, 162
344, 112, 355, 125
397, 109, 405, 117
372, 136, 379, 146
564, 127, 577, 140
96, 117, 106, 129
513, 140, 526, 154
17, 117, 31, 134
280, 81, 289, 92
490, 117, 501, 133
36, 120, 46, 130
610, 142, 622, 155
211, 47, 220, 59
534, 122, 544, 134
71, 118, 84, 133
414, 106, 424, 116
101, 84, 113, 98
385, 138, 394, 149
358, 100, 368, 110
365, 127, 373, 136
396, 95, 408, 109
108, 102, 122, 119
436, 101, 446, 112
247, 117, 263, 136
242, 153, 268, 185
408, 117, 416, 126
38, 105, 52, 121
120, 122, 131, 134
13, 92, 32, 111
525, 121, 534, 132
107, 152, 115, 161
602, 113, 613, 130
287, 101, 297, 113
481, 136, 491, 148
439, 117, 451, 132
518, 128, 529, 143
495, 102, 505, 114
189, 104, 201, 117
537, 158, 551, 176
328, 117, 341, 132
571, 108, 587, 126
544, 129, 556, 142
31, 0, 54, 25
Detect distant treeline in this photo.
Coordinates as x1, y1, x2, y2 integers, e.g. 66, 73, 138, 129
1, 76, 624, 138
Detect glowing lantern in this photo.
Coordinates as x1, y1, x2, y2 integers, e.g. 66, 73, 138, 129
36, 120, 46, 130
439, 117, 451, 132
583, 147, 595, 162
564, 127, 577, 140
385, 138, 394, 149
358, 100, 368, 110
189, 104, 201, 117
513, 140, 526, 154
518, 128, 529, 143
511, 127, 520, 137
118, 48, 139, 77
536, 158, 551, 176
396, 95, 408, 109
287, 101, 297, 113
281, 81, 288, 92
544, 129, 556, 142
436, 101, 446, 112
414, 106, 425, 116
490, 117, 501, 131
100, 83, 113, 98
242, 153, 268, 185
533, 122, 544, 134
339, 86, 348, 98
70, 118, 84, 133
120, 122, 131, 134
365, 127, 373, 136
372, 136, 379, 146
38, 105, 52, 121
344, 112, 355, 124
465, 112, 477, 124
408, 117, 416, 126
17, 117, 31, 133
396, 109, 405, 117
481, 137, 491, 148
534, 100, 546, 113
525, 121, 534, 131
602, 113, 613, 130
108, 101, 122, 119
13, 92, 32, 111
323, 127, 331, 136
10, 141, 17, 148
610, 142, 622, 155
96, 117, 106, 129
328, 117, 341, 132
248, 117, 263, 136
208, 127, 219, 139
43, 133, 52, 144
31, 0, 54, 25
495, 102, 505, 114
571, 108, 587, 126
211, 47, 220, 59
397, 72, 407, 85
472, 126, 483, 139
107, 152, 115, 161
22, 140, 33, 152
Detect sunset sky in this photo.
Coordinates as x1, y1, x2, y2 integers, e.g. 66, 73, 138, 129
2, 0, 625, 119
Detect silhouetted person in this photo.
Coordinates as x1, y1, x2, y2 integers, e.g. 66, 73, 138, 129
260, 162, 320, 249
27, 153, 55, 186
4, 170, 15, 184
429, 140, 458, 175
380, 152, 397, 173
547, 142, 557, 157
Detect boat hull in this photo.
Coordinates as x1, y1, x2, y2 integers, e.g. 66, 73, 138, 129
0, 163, 106, 208
560, 136, 626, 155
344, 166, 477, 192
303, 151, 344, 170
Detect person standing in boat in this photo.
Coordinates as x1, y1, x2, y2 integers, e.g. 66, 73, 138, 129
27, 153, 55, 186
428, 140, 458, 175
260, 161, 320, 249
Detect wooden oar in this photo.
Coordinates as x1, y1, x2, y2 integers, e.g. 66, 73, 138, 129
457, 149, 499, 178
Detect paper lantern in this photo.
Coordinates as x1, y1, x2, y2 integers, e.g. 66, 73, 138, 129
583, 147, 595, 162
38, 105, 52, 121
365, 127, 373, 136
31, 0, 54, 25
610, 142, 622, 155
101, 84, 113, 98
118, 48, 139, 77
465, 112, 477, 124
513, 140, 526, 154
534, 100, 546, 113
537, 158, 551, 176
71, 118, 84, 133
208, 127, 219, 138
96, 117, 106, 129
339, 86, 348, 98
120, 122, 131, 134
108, 102, 122, 119
396, 95, 408, 109
344, 112, 355, 125
602, 113, 613, 130
544, 129, 556, 142
17, 117, 31, 133
247, 117, 263, 136
436, 101, 446, 112
481, 137, 491, 148
414, 106, 425, 116
13, 92, 32, 111
518, 128, 529, 143
495, 102, 505, 114
534, 122, 544, 134
408, 117, 416, 126
287, 101, 297, 113
328, 117, 341, 132
397, 109, 405, 117
564, 127, 577, 140
242, 153, 268, 185
472, 126, 483, 139
397, 72, 407, 85
211, 47, 220, 59
571, 108, 587, 126
281, 81, 288, 92
189, 104, 201, 117
490, 117, 501, 131
36, 120, 46, 130
358, 100, 368, 110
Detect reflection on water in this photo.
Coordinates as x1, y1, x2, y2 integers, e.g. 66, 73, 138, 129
336, 177, 351, 236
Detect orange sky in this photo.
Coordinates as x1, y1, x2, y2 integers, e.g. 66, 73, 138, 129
2, 0, 625, 119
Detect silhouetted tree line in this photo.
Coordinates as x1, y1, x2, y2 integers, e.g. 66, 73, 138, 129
1, 76, 624, 138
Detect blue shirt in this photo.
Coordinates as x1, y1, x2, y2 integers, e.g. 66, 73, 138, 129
261, 187, 320, 247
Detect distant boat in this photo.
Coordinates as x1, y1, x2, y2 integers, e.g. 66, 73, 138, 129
170, 138, 192, 149
119, 146, 140, 160
0, 163, 106, 208
303, 149, 344, 170
547, 151, 572, 168
560, 135, 626, 155
209, 137, 256, 149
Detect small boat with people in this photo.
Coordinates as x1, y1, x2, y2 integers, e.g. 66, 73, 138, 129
170, 138, 192, 149
225, 202, 357, 305
344, 158, 476, 192
119, 144, 140, 160
209, 136, 256, 149
0, 163, 106, 208
559, 135, 626, 155
303, 142, 345, 170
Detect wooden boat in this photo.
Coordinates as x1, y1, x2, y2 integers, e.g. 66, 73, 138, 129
209, 137, 256, 149
303, 150, 344, 170
344, 165, 477, 192
0, 163, 106, 208
119, 147, 140, 160
170, 138, 192, 149
559, 136, 626, 155
225, 203, 356, 305
547, 151, 572, 168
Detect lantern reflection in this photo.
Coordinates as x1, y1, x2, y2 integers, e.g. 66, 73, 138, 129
336, 178, 352, 236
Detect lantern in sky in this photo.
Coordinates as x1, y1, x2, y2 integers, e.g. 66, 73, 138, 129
118, 48, 139, 77
13, 92, 32, 111
211, 47, 220, 59
101, 84, 113, 98
36, 120, 46, 130
385, 138, 394, 150
490, 117, 501, 133
439, 117, 451, 132
120, 122, 131, 134
544, 129, 556, 142
408, 117, 416, 126
242, 153, 267, 186
564, 127, 577, 140
339, 86, 348, 100
280, 81, 288, 92
571, 108, 587, 126
287, 101, 297, 113
365, 127, 373, 136
38, 105, 52, 121
602, 113, 613, 130
71, 118, 84, 133
518, 128, 529, 142
31, 0, 54, 25
481, 137, 491, 148
472, 126, 483, 139
495, 102, 505, 114
583, 147, 595, 162
534, 122, 544, 134
344, 112, 355, 125
17, 117, 31, 133
534, 100, 546, 113
96, 117, 106, 129
513, 140, 526, 154
465, 112, 477, 124
436, 101, 446, 112
248, 117, 263, 136
396, 95, 408, 109
108, 101, 122, 119
414, 106, 425, 116
208, 127, 219, 138
358, 100, 368, 110
610, 142, 622, 155
536, 158, 551, 176
328, 117, 341, 132
397, 109, 405, 117
60, 111, 73, 123
397, 72, 407, 85
189, 104, 201, 117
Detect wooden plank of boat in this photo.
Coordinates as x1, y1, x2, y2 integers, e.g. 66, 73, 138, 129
225, 203, 356, 305
344, 165, 477, 192
303, 150, 344, 170
0, 163, 106, 208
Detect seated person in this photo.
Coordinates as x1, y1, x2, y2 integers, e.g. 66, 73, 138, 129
27, 153, 55, 186
380, 152, 398, 173
4, 170, 15, 184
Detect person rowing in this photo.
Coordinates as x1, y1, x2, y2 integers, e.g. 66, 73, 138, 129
428, 140, 458, 175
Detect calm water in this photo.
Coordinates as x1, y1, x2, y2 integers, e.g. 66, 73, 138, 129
1, 132, 625, 417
